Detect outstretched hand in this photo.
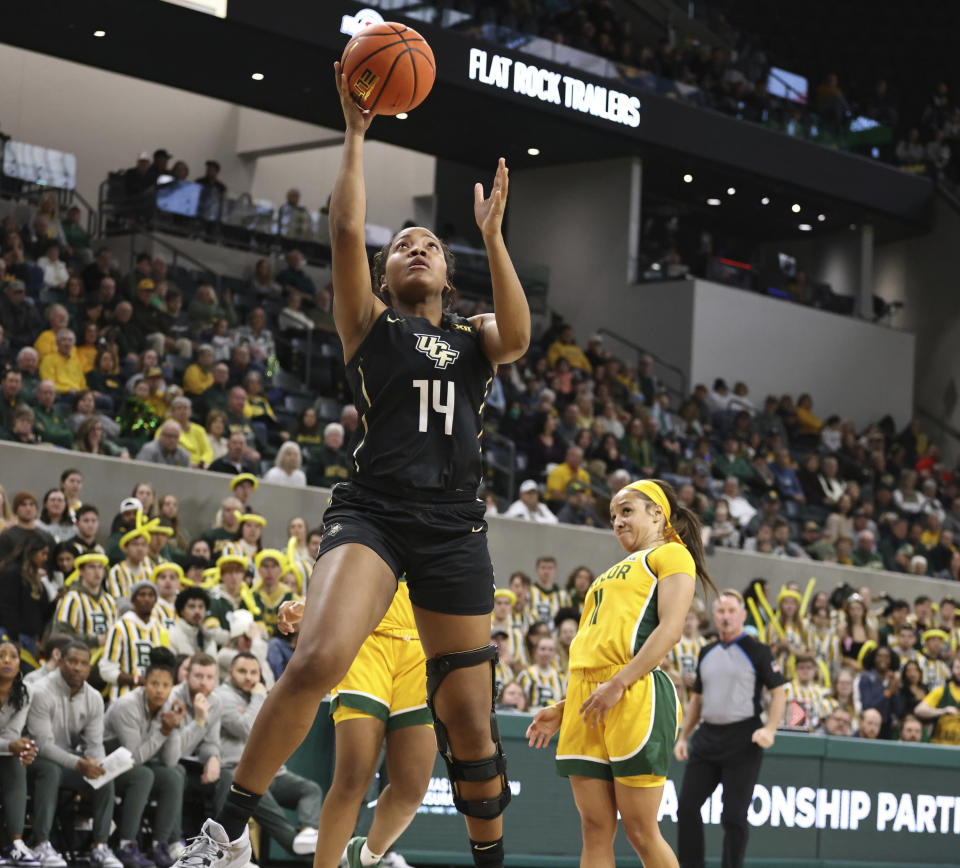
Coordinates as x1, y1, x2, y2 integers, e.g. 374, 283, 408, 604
278, 600, 305, 635
474, 158, 509, 239
526, 703, 563, 748
334, 62, 375, 135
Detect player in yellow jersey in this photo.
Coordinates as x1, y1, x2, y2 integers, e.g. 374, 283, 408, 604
278, 580, 433, 868
527, 479, 715, 868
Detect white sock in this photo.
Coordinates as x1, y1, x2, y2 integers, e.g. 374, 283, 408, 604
120, 841, 134, 848
360, 841, 383, 866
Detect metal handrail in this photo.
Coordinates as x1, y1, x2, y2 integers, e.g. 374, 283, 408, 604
484, 429, 517, 500
916, 406, 960, 453
596, 326, 687, 399
122, 229, 222, 291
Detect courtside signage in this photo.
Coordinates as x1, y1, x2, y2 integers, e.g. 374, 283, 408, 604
658, 781, 960, 835
468, 47, 641, 128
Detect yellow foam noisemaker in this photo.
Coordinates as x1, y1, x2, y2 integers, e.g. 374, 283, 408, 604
624, 479, 686, 547
754, 582, 785, 638
239, 582, 262, 616
799, 577, 817, 618
286, 536, 305, 594
747, 597, 765, 633
231, 473, 259, 492
857, 639, 877, 667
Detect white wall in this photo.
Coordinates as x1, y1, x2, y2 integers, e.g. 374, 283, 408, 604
5, 441, 956, 605
875, 197, 960, 443
0, 44, 254, 208
248, 143, 435, 232
0, 46, 436, 233
689, 279, 915, 428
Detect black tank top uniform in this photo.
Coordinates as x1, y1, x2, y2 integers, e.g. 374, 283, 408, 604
316, 307, 497, 615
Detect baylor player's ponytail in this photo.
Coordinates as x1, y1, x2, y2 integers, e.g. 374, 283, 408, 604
631, 479, 717, 598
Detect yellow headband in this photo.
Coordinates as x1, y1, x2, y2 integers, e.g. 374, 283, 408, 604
238, 513, 267, 527
216, 554, 249, 572
181, 566, 220, 590
922, 629, 950, 643
624, 480, 685, 547
777, 588, 803, 604
494, 588, 517, 606
231, 473, 259, 492
64, 553, 109, 586
120, 526, 151, 549
152, 561, 185, 583
255, 548, 287, 571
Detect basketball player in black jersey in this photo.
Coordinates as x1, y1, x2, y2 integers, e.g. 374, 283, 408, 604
174, 64, 530, 868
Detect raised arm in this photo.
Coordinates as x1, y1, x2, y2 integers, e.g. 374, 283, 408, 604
329, 63, 386, 361
469, 159, 531, 364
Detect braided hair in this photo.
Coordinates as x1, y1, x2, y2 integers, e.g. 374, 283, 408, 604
370, 230, 460, 321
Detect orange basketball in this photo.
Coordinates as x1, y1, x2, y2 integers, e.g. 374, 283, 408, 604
340, 22, 436, 116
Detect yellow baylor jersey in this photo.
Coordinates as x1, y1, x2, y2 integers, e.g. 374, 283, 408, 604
377, 580, 418, 636
570, 542, 694, 671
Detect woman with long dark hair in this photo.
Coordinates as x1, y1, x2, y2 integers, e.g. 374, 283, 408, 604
0, 538, 53, 652
528, 479, 715, 868
0, 636, 39, 865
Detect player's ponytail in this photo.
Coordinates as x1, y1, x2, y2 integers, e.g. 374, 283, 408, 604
635, 479, 717, 598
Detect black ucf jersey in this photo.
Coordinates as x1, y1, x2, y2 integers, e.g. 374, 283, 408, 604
346, 308, 494, 496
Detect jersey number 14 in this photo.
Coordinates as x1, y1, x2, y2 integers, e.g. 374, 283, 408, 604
413, 379, 455, 435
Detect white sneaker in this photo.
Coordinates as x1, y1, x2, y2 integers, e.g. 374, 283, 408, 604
1, 841, 40, 866
291, 828, 318, 855
90, 844, 123, 868
174, 820, 251, 868
30, 843, 66, 868
382, 853, 412, 868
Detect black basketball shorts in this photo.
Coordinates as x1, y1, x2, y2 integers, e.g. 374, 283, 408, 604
314, 480, 495, 615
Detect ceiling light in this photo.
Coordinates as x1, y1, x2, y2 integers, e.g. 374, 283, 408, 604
791, 203, 801, 213
93, 29, 106, 37
760, 196, 770, 205
396, 113, 408, 120
651, 262, 661, 270
817, 213, 826, 222
726, 186, 736, 195
798, 223, 812, 231
527, 147, 540, 156
683, 173, 693, 183
251, 72, 264, 81
706, 198, 721, 206
850, 223, 857, 230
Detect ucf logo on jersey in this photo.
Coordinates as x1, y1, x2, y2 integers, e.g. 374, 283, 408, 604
414, 334, 460, 369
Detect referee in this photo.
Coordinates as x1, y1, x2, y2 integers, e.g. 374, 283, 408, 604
674, 589, 786, 868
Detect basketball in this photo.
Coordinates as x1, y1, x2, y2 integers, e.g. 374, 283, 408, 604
340, 22, 436, 116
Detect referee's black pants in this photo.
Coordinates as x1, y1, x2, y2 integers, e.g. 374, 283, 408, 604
677, 718, 764, 868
